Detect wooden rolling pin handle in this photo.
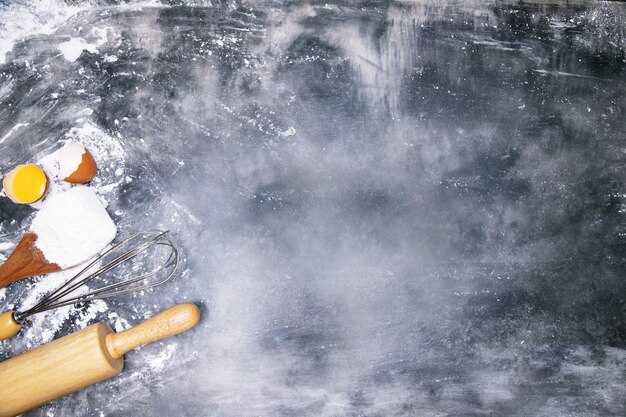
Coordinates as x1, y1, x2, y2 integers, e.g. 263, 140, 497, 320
105, 303, 200, 359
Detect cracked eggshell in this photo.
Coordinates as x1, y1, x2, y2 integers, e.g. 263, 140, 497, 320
57, 142, 97, 184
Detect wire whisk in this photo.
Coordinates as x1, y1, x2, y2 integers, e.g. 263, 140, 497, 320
0, 231, 179, 340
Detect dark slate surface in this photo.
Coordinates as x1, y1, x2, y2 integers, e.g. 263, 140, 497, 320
0, 1, 624, 416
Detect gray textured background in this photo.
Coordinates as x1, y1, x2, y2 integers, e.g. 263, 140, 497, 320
0, 0, 625, 415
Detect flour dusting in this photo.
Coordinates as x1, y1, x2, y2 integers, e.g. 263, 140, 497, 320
143, 343, 179, 373
16, 264, 109, 347
0, 0, 84, 64
0, 242, 14, 252
58, 38, 98, 62
30, 186, 117, 268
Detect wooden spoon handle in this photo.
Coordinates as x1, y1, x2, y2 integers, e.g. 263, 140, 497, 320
0, 232, 61, 288
105, 303, 201, 359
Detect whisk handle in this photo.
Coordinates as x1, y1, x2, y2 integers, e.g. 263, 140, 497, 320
105, 303, 200, 359
0, 311, 22, 340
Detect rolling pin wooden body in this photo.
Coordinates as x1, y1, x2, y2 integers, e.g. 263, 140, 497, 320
0, 303, 200, 417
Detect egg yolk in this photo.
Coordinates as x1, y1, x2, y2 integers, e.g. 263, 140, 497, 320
4, 164, 48, 204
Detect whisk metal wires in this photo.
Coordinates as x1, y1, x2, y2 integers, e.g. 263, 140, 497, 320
14, 230, 179, 324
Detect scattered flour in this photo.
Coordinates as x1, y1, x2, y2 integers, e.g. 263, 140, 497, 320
58, 37, 98, 62
0, 242, 14, 252
16, 264, 108, 347
57, 24, 113, 62
30, 186, 117, 268
35, 150, 73, 207
278, 126, 297, 137
107, 311, 131, 333
143, 342, 179, 373
0, 0, 84, 64
0, 122, 30, 145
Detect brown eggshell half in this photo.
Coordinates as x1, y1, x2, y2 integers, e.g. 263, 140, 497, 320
63, 148, 97, 184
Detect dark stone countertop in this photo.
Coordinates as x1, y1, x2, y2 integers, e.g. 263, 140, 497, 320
0, 1, 624, 415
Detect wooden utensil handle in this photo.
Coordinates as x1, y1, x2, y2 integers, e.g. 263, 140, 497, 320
0, 232, 61, 288
105, 303, 200, 359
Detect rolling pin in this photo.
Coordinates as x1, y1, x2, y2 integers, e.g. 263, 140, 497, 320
0, 303, 200, 417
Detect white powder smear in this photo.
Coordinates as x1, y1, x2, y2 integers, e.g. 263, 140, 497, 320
143, 342, 179, 373
30, 186, 117, 268
0, 122, 30, 145
278, 126, 297, 137
0, 242, 14, 252
58, 38, 98, 62
0, 0, 83, 65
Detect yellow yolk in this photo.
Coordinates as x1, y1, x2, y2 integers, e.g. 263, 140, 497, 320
3, 163, 48, 204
